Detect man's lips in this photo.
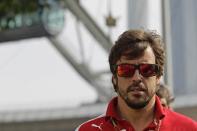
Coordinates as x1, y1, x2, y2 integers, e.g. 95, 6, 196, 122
128, 88, 145, 97
128, 86, 146, 92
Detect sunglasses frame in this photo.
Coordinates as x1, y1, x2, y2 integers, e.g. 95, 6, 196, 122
113, 63, 160, 77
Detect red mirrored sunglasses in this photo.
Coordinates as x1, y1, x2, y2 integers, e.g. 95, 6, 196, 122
114, 64, 160, 77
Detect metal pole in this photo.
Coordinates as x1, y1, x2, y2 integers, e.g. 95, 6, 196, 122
161, 0, 174, 94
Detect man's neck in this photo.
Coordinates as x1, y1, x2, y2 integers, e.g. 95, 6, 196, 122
117, 96, 156, 131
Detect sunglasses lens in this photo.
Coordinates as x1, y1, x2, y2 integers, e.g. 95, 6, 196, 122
117, 64, 135, 77
140, 64, 158, 77
116, 64, 159, 77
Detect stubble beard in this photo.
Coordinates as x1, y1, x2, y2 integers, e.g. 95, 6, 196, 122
116, 84, 154, 110
123, 94, 150, 109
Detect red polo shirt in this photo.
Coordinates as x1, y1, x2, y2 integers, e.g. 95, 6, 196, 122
76, 96, 197, 131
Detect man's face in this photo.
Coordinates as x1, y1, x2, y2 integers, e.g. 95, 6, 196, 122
113, 46, 160, 109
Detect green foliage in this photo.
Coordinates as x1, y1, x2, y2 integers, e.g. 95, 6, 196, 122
0, 0, 65, 30
0, 0, 39, 17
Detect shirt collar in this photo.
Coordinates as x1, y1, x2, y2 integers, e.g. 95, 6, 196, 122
106, 96, 166, 120
106, 97, 120, 119
155, 95, 166, 120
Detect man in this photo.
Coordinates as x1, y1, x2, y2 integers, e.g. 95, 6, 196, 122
76, 29, 197, 131
156, 84, 174, 109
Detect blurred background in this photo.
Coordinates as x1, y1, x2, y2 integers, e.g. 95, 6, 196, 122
0, 0, 196, 131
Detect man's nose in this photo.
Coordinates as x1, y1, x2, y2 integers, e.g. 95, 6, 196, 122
132, 70, 142, 81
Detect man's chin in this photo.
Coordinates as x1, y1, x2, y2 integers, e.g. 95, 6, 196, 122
128, 102, 148, 109
125, 99, 149, 109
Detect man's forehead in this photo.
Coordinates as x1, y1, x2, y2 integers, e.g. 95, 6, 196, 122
117, 57, 150, 64
117, 46, 155, 64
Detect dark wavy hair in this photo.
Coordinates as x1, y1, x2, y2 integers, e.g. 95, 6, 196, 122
109, 29, 165, 77
156, 84, 175, 106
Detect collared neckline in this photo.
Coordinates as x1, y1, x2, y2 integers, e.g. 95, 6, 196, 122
106, 96, 166, 121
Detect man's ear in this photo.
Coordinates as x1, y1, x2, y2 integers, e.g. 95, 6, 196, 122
112, 75, 116, 85
156, 76, 161, 92
112, 75, 118, 92
156, 76, 161, 85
